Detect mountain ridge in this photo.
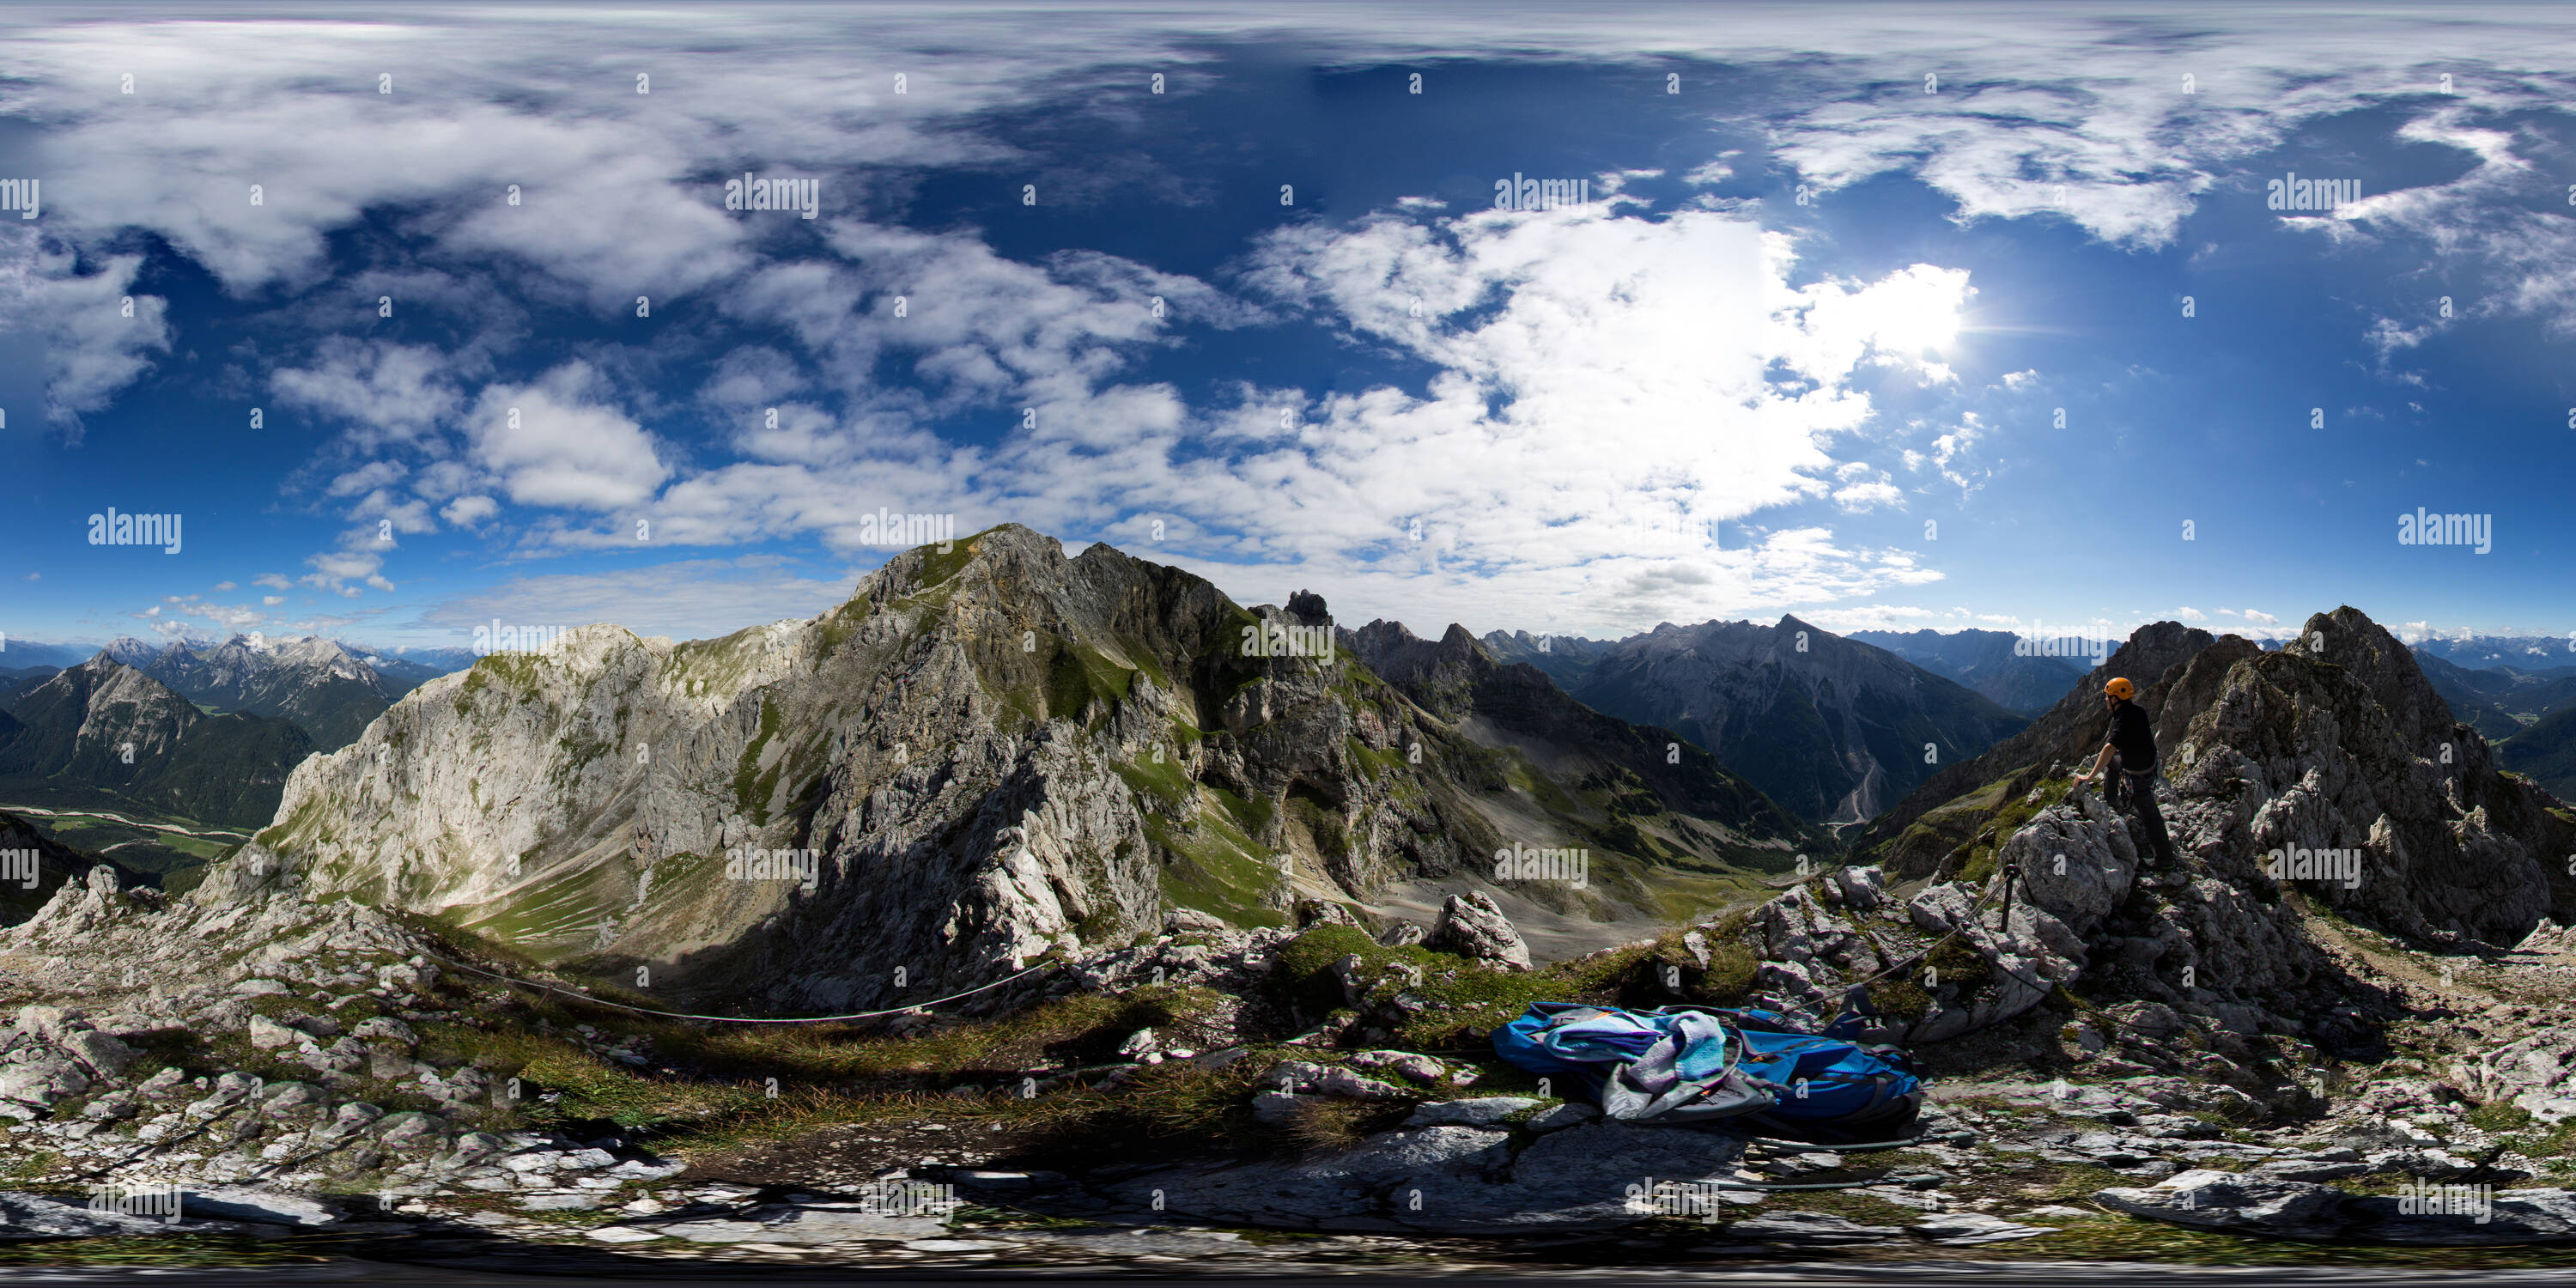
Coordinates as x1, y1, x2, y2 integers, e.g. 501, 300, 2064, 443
1552, 614, 2030, 826
195, 526, 1820, 1012
0, 656, 315, 829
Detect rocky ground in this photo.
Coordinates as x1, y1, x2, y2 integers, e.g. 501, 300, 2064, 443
0, 836, 2573, 1273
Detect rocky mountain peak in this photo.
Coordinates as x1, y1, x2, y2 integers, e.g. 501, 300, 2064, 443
67, 653, 129, 679
2284, 606, 2455, 752
1341, 619, 1484, 721
196, 526, 1831, 1015
1562, 616, 2028, 824
98, 637, 161, 667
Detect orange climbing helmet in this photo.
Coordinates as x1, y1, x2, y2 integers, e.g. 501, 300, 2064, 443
2105, 677, 2136, 700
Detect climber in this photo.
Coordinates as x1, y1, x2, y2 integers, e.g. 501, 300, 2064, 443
2071, 677, 2179, 868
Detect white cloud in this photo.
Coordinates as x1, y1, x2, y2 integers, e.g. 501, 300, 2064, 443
414, 556, 857, 643
465, 362, 670, 511
440, 495, 501, 528
198, 603, 266, 629
31, 246, 171, 439
273, 343, 465, 451
554, 199, 1970, 631
252, 574, 293, 591
326, 460, 410, 499
1832, 479, 1905, 512
302, 527, 399, 597
1215, 208, 1910, 580
2176, 606, 2208, 622
28, 5, 2576, 638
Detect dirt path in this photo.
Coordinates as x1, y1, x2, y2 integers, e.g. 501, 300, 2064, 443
2291, 897, 2499, 1012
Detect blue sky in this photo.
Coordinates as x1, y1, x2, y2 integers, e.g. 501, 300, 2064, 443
5, 2, 2575, 659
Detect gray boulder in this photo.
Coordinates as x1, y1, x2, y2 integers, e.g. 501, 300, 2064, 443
2098, 1170, 2576, 1245
1097, 1118, 1746, 1234
349, 1017, 418, 1047
1258, 1060, 1401, 1100
1728, 1210, 1904, 1244
59, 1030, 138, 1079
1376, 921, 1429, 948
0, 1055, 89, 1107
1428, 892, 1530, 970
1404, 1097, 1536, 1127
182, 1187, 341, 1227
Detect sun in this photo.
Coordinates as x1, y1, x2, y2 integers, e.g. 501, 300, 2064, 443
1865, 265, 1970, 357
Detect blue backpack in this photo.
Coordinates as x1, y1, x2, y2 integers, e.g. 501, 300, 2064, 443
1492, 1002, 1923, 1143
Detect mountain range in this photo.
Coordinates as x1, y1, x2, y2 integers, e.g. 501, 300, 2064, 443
198, 526, 1826, 1013
1492, 617, 2031, 827
1841, 629, 2088, 714
1851, 607, 2576, 949
2413, 634, 2576, 671
2498, 704, 2576, 805
0, 656, 316, 829
2409, 651, 2576, 739
1342, 617, 1830, 869
134, 635, 418, 751
19, 532, 2574, 1009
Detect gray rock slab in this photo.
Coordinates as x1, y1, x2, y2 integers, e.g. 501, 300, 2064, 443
1097, 1118, 1747, 1235
2099, 1171, 2576, 1245
1405, 1097, 1537, 1127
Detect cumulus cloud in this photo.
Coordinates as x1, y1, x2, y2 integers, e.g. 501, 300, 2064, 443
27, 4, 2576, 636
440, 495, 500, 528
465, 362, 670, 511
326, 460, 410, 499
273, 342, 466, 451
32, 246, 171, 439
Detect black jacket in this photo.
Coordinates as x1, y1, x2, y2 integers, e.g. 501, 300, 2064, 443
2106, 699, 2155, 769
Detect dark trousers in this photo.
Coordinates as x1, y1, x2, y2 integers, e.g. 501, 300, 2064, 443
2106, 753, 2178, 866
